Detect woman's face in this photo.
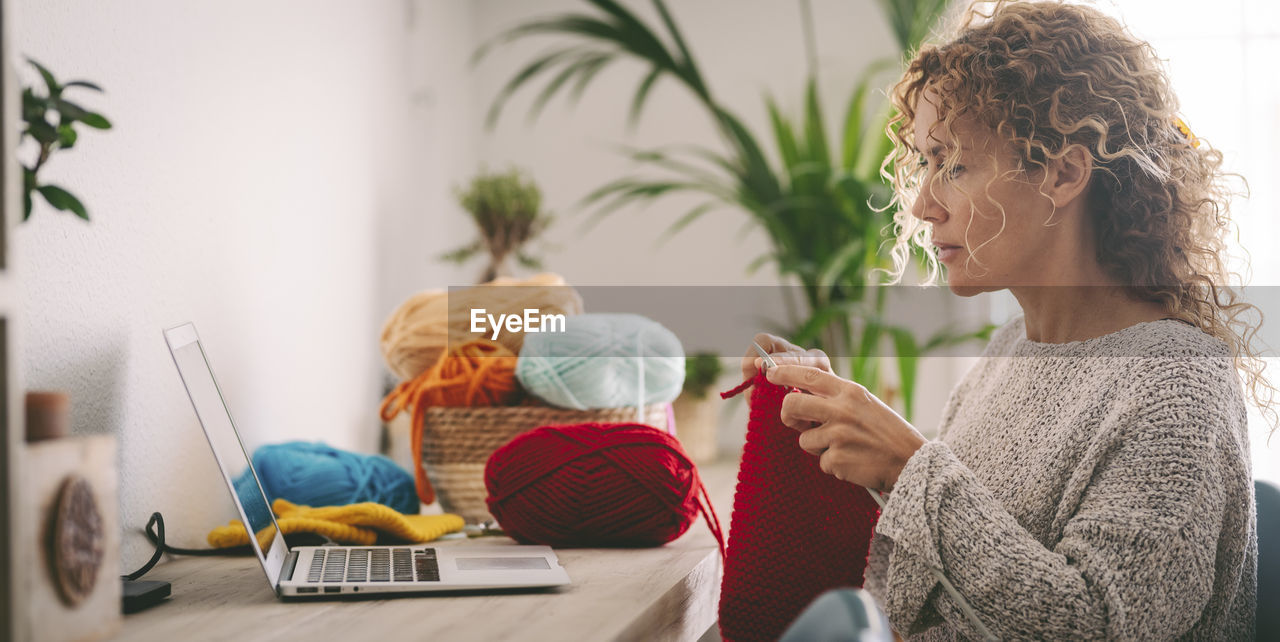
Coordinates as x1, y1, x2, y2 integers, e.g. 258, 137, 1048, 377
910, 92, 1062, 296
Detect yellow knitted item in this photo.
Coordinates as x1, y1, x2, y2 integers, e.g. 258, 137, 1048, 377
207, 498, 465, 549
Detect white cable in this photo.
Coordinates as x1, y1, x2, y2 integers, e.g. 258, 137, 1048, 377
867, 489, 998, 641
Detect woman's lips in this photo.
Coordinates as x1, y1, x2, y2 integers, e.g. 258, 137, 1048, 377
934, 244, 963, 263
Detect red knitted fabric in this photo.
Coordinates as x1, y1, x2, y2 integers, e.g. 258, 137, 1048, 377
718, 371, 880, 642
484, 422, 724, 552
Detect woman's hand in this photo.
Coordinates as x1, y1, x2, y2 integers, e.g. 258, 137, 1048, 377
740, 332, 832, 382
766, 364, 927, 492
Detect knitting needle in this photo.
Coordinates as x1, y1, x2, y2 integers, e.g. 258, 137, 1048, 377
752, 341, 779, 371
863, 491, 996, 639
753, 340, 997, 641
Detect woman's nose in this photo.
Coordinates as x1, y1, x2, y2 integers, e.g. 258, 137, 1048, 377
911, 180, 946, 223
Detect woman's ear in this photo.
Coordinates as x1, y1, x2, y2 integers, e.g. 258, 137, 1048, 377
1047, 144, 1093, 207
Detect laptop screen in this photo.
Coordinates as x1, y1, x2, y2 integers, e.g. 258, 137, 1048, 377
164, 323, 289, 587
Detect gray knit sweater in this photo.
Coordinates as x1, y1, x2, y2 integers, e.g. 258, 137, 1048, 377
863, 315, 1257, 640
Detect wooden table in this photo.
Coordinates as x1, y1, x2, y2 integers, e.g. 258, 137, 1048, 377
110, 462, 738, 642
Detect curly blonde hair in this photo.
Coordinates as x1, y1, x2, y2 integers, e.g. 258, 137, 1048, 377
882, 0, 1276, 436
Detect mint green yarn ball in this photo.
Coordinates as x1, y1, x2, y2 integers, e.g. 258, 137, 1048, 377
515, 313, 686, 410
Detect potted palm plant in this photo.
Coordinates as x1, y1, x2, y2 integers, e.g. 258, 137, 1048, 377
477, 0, 991, 421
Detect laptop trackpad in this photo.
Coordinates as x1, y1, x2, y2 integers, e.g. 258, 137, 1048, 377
455, 557, 551, 571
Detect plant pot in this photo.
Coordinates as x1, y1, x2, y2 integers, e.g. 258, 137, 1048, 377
672, 394, 719, 464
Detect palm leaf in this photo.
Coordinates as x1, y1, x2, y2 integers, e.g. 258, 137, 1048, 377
587, 0, 683, 71
653, 200, 719, 246
477, 2, 703, 131
766, 96, 801, 174
790, 304, 844, 347
801, 77, 831, 174
650, 0, 711, 101
919, 323, 999, 354
567, 54, 615, 102
645, 142, 746, 183
745, 252, 775, 276
713, 108, 782, 208
526, 52, 616, 123
874, 0, 951, 54
851, 318, 883, 386
832, 174, 873, 227
817, 239, 867, 298
628, 67, 664, 129
888, 326, 918, 420
473, 15, 624, 64
485, 46, 597, 129
841, 58, 897, 169
578, 177, 731, 234
608, 144, 733, 189
854, 100, 898, 180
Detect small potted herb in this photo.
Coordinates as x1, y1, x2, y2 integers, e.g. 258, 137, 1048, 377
443, 167, 553, 284
672, 352, 726, 463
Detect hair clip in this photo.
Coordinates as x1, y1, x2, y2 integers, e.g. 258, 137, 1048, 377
1173, 116, 1200, 149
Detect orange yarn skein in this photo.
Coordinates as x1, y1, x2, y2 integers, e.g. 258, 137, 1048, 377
379, 339, 521, 504
379, 273, 584, 381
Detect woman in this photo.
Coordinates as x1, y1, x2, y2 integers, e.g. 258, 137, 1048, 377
744, 1, 1262, 639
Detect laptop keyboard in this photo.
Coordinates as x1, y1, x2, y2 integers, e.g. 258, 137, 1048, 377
305, 547, 439, 583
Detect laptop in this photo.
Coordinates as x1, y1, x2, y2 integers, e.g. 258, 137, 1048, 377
163, 322, 571, 598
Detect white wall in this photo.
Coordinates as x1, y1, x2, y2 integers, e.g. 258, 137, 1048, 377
14, 0, 435, 569
383, 0, 480, 316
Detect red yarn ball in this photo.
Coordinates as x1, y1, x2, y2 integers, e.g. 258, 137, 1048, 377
484, 422, 705, 547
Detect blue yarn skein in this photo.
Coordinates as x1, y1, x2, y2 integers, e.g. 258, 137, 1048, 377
516, 313, 686, 410
232, 441, 418, 528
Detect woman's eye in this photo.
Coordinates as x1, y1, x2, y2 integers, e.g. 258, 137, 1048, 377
916, 157, 929, 169
947, 165, 965, 178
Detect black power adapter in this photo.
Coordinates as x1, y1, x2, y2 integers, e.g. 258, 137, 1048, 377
122, 579, 171, 613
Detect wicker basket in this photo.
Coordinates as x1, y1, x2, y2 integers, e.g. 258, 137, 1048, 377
418, 403, 673, 524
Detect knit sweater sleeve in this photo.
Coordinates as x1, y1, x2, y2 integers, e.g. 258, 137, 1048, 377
863, 355, 1245, 640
